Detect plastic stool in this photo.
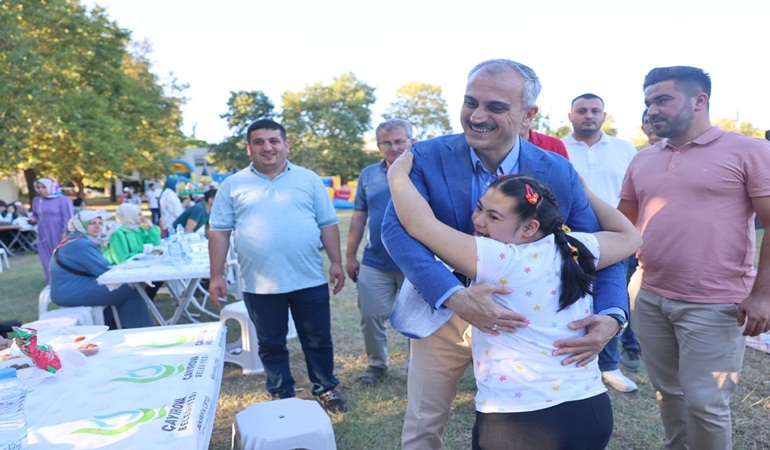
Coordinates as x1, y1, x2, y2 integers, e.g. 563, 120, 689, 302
219, 302, 298, 375
38, 286, 122, 328
219, 301, 264, 375
231, 398, 336, 450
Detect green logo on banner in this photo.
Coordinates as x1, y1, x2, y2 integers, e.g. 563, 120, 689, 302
72, 406, 167, 436
111, 364, 184, 383
139, 334, 193, 348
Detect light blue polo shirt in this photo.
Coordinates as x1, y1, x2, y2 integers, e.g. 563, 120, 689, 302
210, 162, 338, 294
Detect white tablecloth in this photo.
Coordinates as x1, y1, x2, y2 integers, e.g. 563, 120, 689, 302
97, 240, 210, 289
26, 322, 226, 450
97, 240, 211, 326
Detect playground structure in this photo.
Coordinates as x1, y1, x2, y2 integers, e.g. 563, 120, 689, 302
162, 160, 355, 209
321, 176, 357, 209
165, 158, 219, 196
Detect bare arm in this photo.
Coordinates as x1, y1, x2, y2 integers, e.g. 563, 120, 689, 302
585, 188, 641, 270
184, 219, 198, 233
320, 224, 345, 294
617, 199, 639, 225
738, 196, 770, 336
208, 229, 232, 309
387, 150, 477, 278
345, 210, 367, 282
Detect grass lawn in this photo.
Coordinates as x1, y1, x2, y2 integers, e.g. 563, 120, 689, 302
1, 213, 768, 449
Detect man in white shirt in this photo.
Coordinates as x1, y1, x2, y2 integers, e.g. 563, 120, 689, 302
562, 93, 640, 392
146, 182, 161, 225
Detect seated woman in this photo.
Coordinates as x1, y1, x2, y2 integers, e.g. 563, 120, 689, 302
104, 203, 161, 265
50, 210, 154, 329
388, 150, 640, 450
0, 202, 18, 223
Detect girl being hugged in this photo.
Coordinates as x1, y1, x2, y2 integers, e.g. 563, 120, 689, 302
388, 149, 640, 450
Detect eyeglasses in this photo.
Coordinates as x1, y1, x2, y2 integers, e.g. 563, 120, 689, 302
378, 139, 411, 149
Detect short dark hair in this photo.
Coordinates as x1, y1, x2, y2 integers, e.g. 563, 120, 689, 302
571, 93, 604, 107
246, 119, 286, 142
643, 66, 711, 99
642, 107, 649, 125
204, 188, 217, 202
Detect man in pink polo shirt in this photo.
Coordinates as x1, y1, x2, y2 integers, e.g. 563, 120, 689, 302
619, 66, 770, 450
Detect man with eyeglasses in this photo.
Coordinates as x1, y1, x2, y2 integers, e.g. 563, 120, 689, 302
346, 119, 413, 385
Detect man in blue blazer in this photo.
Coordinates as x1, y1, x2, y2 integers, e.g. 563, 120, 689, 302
382, 59, 629, 449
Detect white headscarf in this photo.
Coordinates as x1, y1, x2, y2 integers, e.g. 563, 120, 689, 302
34, 177, 63, 198
106, 203, 142, 240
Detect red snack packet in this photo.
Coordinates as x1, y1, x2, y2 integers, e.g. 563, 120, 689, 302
12, 326, 62, 373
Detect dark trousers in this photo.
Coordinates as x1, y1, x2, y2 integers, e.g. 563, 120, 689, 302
472, 393, 613, 450
243, 284, 338, 396
598, 256, 641, 370
150, 208, 160, 225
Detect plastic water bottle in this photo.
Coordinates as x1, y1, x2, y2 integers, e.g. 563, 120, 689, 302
0, 368, 28, 450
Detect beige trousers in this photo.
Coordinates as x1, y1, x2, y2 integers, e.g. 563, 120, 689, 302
629, 273, 745, 450
401, 314, 473, 450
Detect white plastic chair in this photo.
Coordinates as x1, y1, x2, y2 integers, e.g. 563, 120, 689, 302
39, 286, 122, 328
0, 248, 9, 272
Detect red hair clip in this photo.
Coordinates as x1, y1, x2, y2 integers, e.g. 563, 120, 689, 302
525, 184, 539, 205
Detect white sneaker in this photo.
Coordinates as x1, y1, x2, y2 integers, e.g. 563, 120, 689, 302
602, 369, 638, 392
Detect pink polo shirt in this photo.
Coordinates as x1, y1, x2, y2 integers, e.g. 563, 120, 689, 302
620, 126, 770, 303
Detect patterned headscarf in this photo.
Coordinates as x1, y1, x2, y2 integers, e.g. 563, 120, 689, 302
66, 210, 102, 244
34, 177, 63, 198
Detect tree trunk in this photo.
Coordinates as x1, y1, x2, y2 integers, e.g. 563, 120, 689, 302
72, 177, 85, 198
23, 168, 38, 205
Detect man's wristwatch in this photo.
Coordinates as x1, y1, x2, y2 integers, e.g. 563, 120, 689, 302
607, 313, 628, 337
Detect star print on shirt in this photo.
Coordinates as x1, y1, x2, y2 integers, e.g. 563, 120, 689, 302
499, 375, 507, 382
552, 385, 560, 391
551, 322, 558, 328
514, 392, 523, 398
532, 252, 539, 259
550, 289, 556, 296
525, 291, 533, 297
499, 252, 506, 260
499, 279, 508, 285
524, 267, 532, 273
533, 305, 541, 311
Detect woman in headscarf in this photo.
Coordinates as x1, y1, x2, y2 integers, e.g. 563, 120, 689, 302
104, 203, 161, 265
159, 179, 184, 235
50, 210, 153, 329
29, 177, 73, 285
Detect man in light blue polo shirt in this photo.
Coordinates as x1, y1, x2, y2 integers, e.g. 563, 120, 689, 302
208, 119, 348, 414
346, 119, 412, 384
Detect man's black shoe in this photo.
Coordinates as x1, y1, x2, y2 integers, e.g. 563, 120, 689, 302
318, 389, 347, 413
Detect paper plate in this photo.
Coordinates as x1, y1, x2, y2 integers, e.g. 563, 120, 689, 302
35, 325, 109, 350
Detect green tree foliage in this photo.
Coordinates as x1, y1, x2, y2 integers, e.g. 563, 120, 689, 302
601, 113, 618, 136
383, 82, 453, 140
0, 0, 184, 196
209, 90, 276, 172
531, 112, 553, 136
554, 125, 572, 139
281, 73, 378, 183
715, 118, 765, 138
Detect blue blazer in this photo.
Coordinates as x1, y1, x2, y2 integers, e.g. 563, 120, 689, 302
382, 133, 627, 314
